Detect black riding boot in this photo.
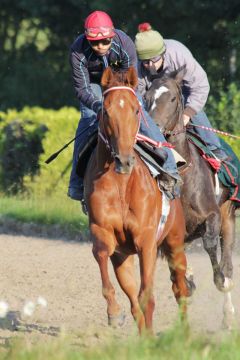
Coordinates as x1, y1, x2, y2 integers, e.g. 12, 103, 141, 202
158, 172, 182, 199
153, 147, 182, 199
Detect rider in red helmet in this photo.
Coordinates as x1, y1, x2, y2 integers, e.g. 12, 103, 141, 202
68, 11, 181, 213
84, 11, 115, 41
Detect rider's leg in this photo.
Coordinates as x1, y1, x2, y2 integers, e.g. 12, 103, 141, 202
190, 111, 228, 160
68, 83, 102, 202
137, 93, 182, 197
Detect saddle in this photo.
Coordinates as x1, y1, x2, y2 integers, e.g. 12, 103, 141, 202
76, 131, 172, 179
187, 130, 240, 207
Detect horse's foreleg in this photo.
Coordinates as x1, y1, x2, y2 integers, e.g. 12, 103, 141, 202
164, 234, 189, 319
138, 242, 157, 332
111, 253, 145, 333
219, 201, 235, 284
202, 212, 225, 290
219, 201, 235, 329
91, 227, 121, 325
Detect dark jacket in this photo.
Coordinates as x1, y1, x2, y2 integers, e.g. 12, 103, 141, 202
70, 29, 137, 113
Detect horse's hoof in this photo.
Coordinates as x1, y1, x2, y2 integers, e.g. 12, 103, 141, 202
215, 274, 234, 292
221, 278, 234, 293
185, 275, 196, 297
108, 312, 126, 328
214, 271, 225, 291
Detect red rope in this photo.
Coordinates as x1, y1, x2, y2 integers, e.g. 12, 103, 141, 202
189, 124, 240, 140
136, 133, 174, 148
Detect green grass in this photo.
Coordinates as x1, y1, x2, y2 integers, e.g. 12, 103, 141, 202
2, 326, 240, 360
0, 196, 88, 233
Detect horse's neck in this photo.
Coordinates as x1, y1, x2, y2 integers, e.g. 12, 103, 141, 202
170, 125, 191, 163
95, 137, 112, 170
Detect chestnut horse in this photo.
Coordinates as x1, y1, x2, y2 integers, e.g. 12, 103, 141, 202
145, 67, 237, 329
84, 67, 189, 334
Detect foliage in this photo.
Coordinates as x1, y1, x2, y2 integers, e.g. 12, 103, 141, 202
2, 327, 240, 360
0, 1, 240, 110
0, 103, 238, 200
0, 107, 79, 197
0, 195, 88, 232
0, 119, 47, 194
207, 82, 240, 155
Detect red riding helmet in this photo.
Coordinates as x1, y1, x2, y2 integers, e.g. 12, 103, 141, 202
84, 11, 115, 40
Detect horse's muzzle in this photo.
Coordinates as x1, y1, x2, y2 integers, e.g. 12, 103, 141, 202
114, 154, 135, 174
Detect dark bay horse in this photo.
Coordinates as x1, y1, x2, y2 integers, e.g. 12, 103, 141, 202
84, 67, 189, 334
145, 67, 237, 328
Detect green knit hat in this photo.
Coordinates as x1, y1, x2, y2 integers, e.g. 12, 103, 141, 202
135, 23, 165, 60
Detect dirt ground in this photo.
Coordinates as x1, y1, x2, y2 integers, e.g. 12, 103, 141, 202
0, 232, 239, 347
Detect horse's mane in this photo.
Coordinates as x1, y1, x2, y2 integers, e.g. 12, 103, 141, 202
106, 69, 133, 88
150, 65, 187, 85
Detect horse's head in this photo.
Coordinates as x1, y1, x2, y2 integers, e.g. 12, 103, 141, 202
145, 66, 186, 133
100, 66, 139, 174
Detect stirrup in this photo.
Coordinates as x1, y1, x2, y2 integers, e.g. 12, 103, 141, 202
158, 172, 182, 199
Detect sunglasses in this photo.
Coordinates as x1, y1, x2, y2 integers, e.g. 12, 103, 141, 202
142, 55, 163, 65
88, 38, 112, 46
85, 27, 114, 38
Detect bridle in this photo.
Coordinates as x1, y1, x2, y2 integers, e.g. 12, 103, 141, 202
153, 80, 193, 174
157, 81, 186, 138
98, 86, 141, 159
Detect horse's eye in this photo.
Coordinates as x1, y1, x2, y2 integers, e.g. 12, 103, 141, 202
171, 97, 176, 102
136, 109, 139, 115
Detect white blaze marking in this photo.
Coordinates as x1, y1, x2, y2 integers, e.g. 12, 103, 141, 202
119, 99, 125, 108
151, 86, 169, 111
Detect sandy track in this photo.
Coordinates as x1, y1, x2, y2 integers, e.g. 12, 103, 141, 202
0, 234, 239, 346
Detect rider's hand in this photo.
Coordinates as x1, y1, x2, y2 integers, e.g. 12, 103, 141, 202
183, 114, 190, 126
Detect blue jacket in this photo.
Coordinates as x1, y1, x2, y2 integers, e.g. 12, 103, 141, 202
70, 30, 137, 113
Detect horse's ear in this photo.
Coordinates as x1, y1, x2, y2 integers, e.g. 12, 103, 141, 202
170, 65, 187, 84
126, 66, 138, 89
101, 67, 114, 88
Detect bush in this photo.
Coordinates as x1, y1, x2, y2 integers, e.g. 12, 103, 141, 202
0, 107, 79, 197
207, 82, 240, 157
0, 119, 47, 194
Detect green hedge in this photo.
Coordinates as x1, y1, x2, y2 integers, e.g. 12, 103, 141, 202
0, 102, 239, 199
208, 82, 240, 156
0, 107, 79, 197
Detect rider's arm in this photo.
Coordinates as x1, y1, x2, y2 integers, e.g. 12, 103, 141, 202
165, 40, 210, 118
70, 39, 102, 114
176, 42, 210, 118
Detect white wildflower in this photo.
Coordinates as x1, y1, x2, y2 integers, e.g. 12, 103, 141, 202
37, 296, 47, 308
23, 301, 35, 317
0, 301, 8, 318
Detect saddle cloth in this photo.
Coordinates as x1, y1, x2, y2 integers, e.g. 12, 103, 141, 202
187, 132, 240, 207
